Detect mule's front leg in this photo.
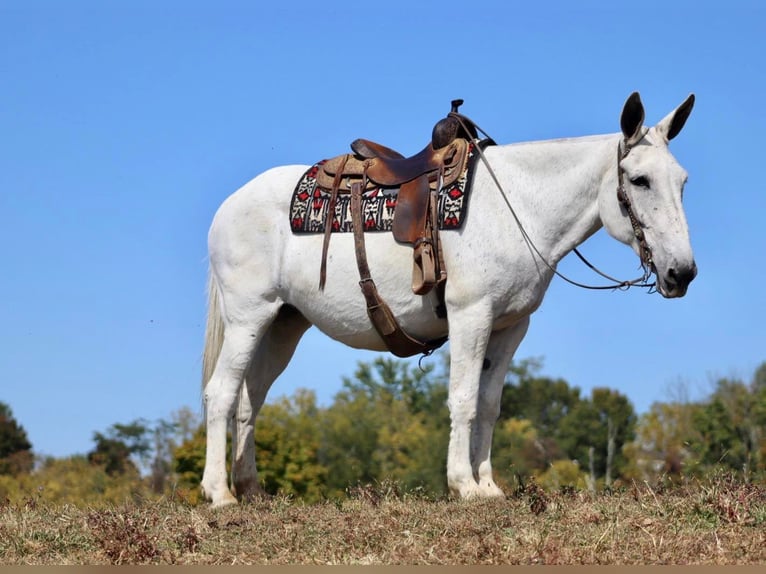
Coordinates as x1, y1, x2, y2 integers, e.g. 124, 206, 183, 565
446, 309, 493, 499
472, 318, 530, 497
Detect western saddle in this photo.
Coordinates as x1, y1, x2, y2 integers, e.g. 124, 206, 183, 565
316, 100, 482, 357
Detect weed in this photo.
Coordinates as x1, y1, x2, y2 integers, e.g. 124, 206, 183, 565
175, 525, 201, 554
86, 507, 161, 564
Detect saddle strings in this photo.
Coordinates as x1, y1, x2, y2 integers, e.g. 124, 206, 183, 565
449, 112, 657, 292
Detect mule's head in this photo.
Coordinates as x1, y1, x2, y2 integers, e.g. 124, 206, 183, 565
600, 92, 697, 298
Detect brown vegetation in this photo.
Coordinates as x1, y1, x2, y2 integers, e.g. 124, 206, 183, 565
1, 475, 764, 565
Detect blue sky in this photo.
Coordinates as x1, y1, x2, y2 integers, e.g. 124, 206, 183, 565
2, 1, 764, 459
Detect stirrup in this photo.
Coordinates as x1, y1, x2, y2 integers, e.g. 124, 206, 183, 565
412, 238, 437, 295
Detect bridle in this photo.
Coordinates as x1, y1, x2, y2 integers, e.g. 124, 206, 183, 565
451, 112, 657, 292
614, 138, 655, 283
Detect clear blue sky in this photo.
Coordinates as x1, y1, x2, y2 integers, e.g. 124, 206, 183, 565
2, 1, 764, 459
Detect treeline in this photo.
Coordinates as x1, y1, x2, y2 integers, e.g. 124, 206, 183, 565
0, 405, 200, 506
1, 357, 765, 505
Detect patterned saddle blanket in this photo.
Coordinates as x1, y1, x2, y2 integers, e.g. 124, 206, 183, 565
289, 143, 482, 235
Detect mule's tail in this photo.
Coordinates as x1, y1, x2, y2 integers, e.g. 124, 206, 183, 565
202, 270, 225, 391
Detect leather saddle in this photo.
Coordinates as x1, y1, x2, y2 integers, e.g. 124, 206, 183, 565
318, 138, 468, 244
317, 100, 478, 295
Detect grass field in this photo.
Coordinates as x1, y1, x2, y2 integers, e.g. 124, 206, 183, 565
1, 476, 764, 565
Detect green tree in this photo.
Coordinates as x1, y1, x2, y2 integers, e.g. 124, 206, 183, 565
557, 387, 636, 485
172, 425, 207, 503
0, 402, 34, 476
147, 408, 201, 494
148, 418, 178, 493
752, 363, 766, 472
623, 401, 701, 481
690, 378, 759, 474
500, 358, 582, 442
320, 357, 449, 496
536, 459, 589, 490
491, 417, 548, 488
0, 455, 151, 506
255, 389, 327, 501
753, 362, 766, 393
87, 412, 200, 489
88, 420, 151, 476
495, 359, 580, 480
623, 363, 766, 482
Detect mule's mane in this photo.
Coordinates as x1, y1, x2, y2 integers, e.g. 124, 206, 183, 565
502, 133, 617, 148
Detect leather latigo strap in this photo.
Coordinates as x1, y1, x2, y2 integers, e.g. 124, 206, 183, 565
350, 182, 446, 358
319, 154, 349, 290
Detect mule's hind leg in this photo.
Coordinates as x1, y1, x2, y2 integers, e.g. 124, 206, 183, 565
201, 303, 281, 507
231, 305, 311, 500
472, 318, 530, 497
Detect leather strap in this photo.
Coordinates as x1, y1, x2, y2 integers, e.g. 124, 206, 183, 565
319, 154, 349, 290
410, 170, 447, 295
616, 141, 654, 273
350, 181, 447, 358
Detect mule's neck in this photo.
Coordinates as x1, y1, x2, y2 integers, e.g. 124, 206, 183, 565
487, 133, 619, 265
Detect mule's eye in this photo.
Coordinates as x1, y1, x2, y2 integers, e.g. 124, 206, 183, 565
630, 176, 650, 189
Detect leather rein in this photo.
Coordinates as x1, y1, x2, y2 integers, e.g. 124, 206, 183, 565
451, 112, 657, 292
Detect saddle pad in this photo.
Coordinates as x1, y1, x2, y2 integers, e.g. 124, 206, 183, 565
290, 143, 481, 234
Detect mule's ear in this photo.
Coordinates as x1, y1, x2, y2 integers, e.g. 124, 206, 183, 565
658, 93, 695, 141
621, 92, 645, 146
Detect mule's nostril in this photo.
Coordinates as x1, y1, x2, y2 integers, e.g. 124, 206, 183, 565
668, 264, 696, 289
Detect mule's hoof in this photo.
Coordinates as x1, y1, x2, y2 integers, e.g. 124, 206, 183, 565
450, 477, 506, 500
210, 493, 238, 508
449, 479, 484, 500
202, 484, 238, 508
233, 477, 274, 503
478, 481, 506, 498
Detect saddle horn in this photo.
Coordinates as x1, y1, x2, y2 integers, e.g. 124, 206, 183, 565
432, 98, 478, 149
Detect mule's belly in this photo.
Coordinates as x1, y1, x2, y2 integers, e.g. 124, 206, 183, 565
281, 232, 449, 350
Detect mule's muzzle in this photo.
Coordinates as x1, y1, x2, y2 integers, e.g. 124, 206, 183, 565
660, 261, 697, 298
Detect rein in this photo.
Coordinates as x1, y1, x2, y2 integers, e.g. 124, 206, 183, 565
450, 112, 657, 292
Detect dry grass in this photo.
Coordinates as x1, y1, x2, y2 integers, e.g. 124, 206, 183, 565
1, 477, 764, 565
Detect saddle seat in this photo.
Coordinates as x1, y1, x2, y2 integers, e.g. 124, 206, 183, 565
348, 139, 404, 161
350, 138, 463, 187
317, 137, 469, 197
346, 96, 480, 172
318, 99, 479, 192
